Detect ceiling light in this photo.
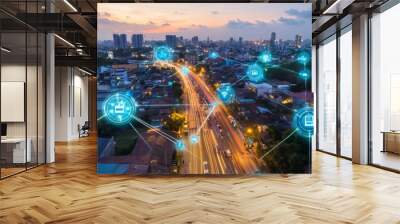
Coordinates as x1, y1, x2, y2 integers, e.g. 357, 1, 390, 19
54, 34, 75, 48
78, 67, 93, 76
1, 47, 11, 53
322, 0, 342, 14
322, 0, 355, 15
63, 0, 78, 12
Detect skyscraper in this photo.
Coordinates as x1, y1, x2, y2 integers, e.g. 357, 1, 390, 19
192, 36, 199, 44
295, 34, 303, 48
166, 35, 177, 48
120, 34, 128, 48
113, 34, 121, 49
270, 32, 277, 48
113, 34, 128, 49
131, 34, 144, 48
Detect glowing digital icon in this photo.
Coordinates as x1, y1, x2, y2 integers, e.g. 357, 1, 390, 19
292, 107, 314, 138
103, 93, 137, 125
181, 66, 190, 76
258, 51, 272, 64
304, 114, 313, 127
114, 101, 125, 114
190, 134, 199, 144
209, 51, 219, 59
154, 46, 173, 62
216, 83, 235, 104
175, 139, 186, 151
298, 69, 310, 80
246, 64, 265, 83
297, 52, 310, 65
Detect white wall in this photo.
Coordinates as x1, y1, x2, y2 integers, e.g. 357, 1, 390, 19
312, 45, 316, 151
55, 67, 89, 141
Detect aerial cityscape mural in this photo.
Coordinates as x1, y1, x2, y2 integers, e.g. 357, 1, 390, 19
97, 3, 313, 175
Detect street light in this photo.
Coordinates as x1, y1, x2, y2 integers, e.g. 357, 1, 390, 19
246, 128, 253, 135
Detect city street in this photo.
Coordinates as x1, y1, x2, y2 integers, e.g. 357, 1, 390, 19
176, 65, 260, 174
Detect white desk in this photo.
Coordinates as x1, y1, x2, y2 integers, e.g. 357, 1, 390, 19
1, 138, 31, 163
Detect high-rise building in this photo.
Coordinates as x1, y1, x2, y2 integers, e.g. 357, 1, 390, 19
131, 34, 144, 48
166, 35, 177, 48
270, 32, 276, 48
295, 34, 303, 48
113, 34, 121, 49
239, 37, 243, 45
120, 34, 128, 48
192, 36, 199, 43
113, 34, 128, 49
185, 52, 199, 65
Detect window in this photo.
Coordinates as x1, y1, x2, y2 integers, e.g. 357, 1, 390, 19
0, 1, 46, 179
370, 3, 400, 171
317, 35, 337, 154
339, 27, 352, 158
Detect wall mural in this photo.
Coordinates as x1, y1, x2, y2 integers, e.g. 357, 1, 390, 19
97, 3, 313, 175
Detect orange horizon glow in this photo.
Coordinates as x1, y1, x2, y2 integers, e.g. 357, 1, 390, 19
98, 3, 311, 41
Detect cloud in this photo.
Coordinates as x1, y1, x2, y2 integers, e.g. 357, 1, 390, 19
161, 23, 170, 27
226, 19, 255, 29
173, 11, 185, 15
286, 9, 310, 19
97, 18, 161, 38
191, 24, 207, 29
278, 17, 305, 26
102, 12, 111, 17
225, 17, 303, 29
211, 11, 219, 15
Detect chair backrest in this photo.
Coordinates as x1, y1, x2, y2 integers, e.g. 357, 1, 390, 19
82, 121, 90, 129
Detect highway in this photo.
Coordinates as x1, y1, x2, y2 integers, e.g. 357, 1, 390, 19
174, 64, 260, 174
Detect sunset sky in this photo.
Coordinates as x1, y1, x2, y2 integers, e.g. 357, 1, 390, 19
98, 3, 311, 41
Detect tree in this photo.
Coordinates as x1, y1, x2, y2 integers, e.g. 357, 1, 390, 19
172, 82, 183, 99
164, 112, 185, 132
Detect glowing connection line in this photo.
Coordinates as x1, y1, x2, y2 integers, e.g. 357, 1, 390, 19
196, 104, 217, 135
259, 129, 298, 160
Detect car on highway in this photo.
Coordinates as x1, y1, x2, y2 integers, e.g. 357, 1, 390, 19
224, 149, 232, 158
203, 161, 209, 174
183, 121, 189, 135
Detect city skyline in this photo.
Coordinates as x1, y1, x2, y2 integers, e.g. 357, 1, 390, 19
98, 3, 311, 41
105, 33, 308, 44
